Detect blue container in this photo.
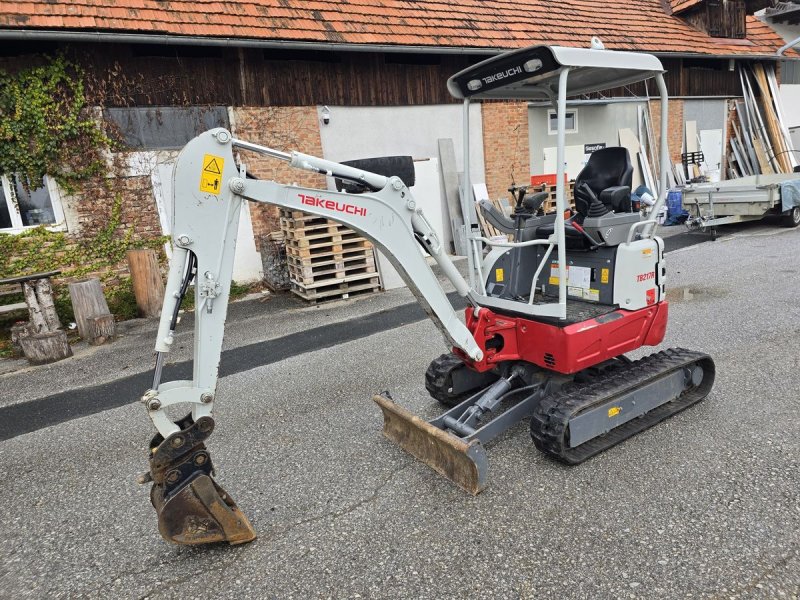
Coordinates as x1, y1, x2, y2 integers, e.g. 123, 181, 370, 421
667, 189, 683, 217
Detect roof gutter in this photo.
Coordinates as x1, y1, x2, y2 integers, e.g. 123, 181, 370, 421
0, 29, 794, 61
0, 29, 499, 55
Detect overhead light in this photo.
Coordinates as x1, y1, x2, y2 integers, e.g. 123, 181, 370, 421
467, 79, 483, 91
321, 105, 331, 125
523, 59, 543, 73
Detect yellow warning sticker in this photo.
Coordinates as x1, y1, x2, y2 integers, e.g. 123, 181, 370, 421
549, 276, 559, 286
642, 248, 653, 257
601, 268, 609, 284
495, 268, 504, 283
608, 406, 621, 418
199, 154, 225, 194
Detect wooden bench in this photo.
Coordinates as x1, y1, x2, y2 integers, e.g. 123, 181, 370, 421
0, 270, 72, 364
0, 282, 28, 316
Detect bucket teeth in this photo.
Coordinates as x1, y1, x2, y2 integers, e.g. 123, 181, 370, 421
373, 393, 488, 495
147, 415, 257, 546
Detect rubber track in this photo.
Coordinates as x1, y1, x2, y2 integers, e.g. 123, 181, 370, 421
425, 353, 469, 407
530, 348, 716, 464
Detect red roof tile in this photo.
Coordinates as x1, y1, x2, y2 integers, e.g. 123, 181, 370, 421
670, 0, 705, 13
0, 1, 791, 58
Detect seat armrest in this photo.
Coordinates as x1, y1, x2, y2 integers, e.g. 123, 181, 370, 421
599, 186, 632, 212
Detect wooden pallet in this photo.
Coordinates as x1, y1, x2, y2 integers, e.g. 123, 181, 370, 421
536, 181, 576, 213
287, 252, 376, 286
290, 274, 381, 304
280, 208, 381, 303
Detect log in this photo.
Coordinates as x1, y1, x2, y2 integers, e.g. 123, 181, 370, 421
87, 313, 115, 346
68, 278, 113, 341
127, 249, 165, 318
18, 330, 73, 365
34, 278, 62, 331
10, 322, 33, 354
21, 281, 47, 334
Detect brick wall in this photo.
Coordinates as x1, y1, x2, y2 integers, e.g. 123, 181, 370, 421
231, 106, 326, 248
481, 101, 530, 202
649, 99, 685, 166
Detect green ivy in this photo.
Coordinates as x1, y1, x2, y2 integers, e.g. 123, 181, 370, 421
0, 194, 167, 281
0, 54, 110, 192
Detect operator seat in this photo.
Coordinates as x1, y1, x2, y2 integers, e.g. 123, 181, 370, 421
573, 147, 633, 219
534, 147, 634, 250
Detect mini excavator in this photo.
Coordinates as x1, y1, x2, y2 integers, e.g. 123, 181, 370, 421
141, 42, 715, 545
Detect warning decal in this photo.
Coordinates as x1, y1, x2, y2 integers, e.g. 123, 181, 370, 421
199, 154, 225, 194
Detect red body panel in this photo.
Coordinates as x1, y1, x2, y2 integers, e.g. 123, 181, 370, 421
457, 302, 669, 375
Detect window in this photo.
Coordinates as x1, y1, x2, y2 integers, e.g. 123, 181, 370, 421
547, 109, 578, 135
0, 175, 65, 233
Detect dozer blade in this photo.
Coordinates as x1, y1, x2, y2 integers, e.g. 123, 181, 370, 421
373, 393, 488, 495
147, 415, 257, 546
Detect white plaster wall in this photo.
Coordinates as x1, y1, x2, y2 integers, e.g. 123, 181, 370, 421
779, 85, 800, 129
317, 104, 485, 182
317, 104, 484, 289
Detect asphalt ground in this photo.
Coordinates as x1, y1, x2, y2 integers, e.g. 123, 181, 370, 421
0, 222, 798, 599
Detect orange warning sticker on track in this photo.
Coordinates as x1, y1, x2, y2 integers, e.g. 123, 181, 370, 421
199, 154, 225, 194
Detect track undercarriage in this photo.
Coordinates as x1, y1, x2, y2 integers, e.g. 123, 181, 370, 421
375, 347, 715, 494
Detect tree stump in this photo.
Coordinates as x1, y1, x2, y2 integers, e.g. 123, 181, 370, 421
10, 322, 33, 355
18, 330, 73, 365
87, 314, 116, 346
68, 278, 115, 344
127, 249, 165, 318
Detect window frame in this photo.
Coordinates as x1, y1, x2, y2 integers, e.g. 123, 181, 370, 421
0, 174, 67, 234
547, 109, 578, 135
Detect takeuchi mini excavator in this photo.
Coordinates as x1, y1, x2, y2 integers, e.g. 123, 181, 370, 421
141, 41, 715, 546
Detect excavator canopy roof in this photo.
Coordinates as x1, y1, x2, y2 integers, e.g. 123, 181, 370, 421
447, 44, 665, 101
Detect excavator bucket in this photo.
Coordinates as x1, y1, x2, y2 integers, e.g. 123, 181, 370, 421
373, 393, 488, 495
147, 415, 257, 546
151, 474, 256, 546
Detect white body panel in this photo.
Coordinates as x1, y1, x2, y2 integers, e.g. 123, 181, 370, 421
613, 237, 665, 311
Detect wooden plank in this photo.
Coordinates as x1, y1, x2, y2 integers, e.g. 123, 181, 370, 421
438, 138, 467, 255
752, 63, 791, 173
753, 138, 774, 174
618, 128, 644, 189
685, 120, 699, 153
742, 67, 780, 173
766, 64, 798, 169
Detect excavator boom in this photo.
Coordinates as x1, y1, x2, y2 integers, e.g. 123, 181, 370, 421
142, 128, 483, 545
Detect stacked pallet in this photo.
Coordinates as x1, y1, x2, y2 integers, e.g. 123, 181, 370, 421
280, 209, 380, 303
535, 181, 576, 213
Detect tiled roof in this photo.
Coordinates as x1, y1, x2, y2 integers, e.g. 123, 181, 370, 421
670, 0, 705, 14
0, 1, 791, 58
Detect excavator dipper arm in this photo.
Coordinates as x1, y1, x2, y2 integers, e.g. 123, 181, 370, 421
142, 128, 482, 545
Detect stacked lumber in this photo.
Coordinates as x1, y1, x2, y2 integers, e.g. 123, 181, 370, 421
280, 209, 380, 303
727, 63, 797, 178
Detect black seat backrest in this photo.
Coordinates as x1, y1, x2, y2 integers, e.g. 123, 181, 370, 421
573, 147, 633, 219
575, 147, 633, 193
